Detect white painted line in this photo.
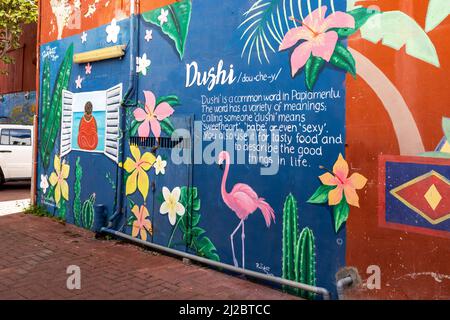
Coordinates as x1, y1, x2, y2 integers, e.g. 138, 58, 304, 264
0, 199, 31, 216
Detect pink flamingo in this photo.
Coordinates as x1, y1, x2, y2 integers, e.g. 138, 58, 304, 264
218, 151, 275, 269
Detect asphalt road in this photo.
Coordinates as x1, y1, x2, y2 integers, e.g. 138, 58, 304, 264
0, 181, 31, 202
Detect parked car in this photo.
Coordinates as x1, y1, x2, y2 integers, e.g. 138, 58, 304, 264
0, 124, 33, 185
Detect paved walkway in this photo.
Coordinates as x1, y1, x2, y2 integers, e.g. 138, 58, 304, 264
0, 213, 298, 300
0, 182, 31, 202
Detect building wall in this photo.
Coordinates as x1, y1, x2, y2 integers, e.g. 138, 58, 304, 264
0, 91, 36, 125
36, 0, 450, 299
0, 23, 37, 94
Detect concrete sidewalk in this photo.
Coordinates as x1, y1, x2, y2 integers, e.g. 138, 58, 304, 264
0, 213, 298, 300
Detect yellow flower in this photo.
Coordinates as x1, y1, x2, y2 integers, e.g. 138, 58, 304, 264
131, 205, 153, 241
154, 155, 167, 175
319, 154, 367, 207
49, 155, 70, 205
124, 145, 156, 200
160, 187, 185, 225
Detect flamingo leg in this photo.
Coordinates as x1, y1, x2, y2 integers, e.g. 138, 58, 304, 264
241, 220, 245, 270
230, 220, 243, 268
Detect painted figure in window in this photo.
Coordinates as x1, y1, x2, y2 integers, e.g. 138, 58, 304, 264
77, 101, 98, 151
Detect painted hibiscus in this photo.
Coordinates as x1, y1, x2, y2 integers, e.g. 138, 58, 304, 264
319, 154, 367, 207
124, 145, 156, 200
131, 205, 153, 241
133, 91, 174, 138
49, 155, 70, 205
279, 6, 355, 77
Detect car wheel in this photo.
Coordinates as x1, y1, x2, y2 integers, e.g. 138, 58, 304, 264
0, 167, 5, 186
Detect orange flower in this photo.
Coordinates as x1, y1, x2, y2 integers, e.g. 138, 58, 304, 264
131, 205, 153, 241
319, 154, 367, 207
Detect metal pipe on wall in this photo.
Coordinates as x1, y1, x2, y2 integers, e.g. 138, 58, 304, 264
101, 227, 332, 300
108, 0, 140, 227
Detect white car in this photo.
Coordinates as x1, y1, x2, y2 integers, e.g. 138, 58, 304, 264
0, 124, 33, 184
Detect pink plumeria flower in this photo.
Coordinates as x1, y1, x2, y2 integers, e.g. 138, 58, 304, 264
133, 91, 174, 138
279, 6, 355, 77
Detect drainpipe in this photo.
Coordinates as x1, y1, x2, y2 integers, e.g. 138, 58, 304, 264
107, 0, 139, 227
101, 227, 331, 300
336, 276, 353, 300
32, 0, 43, 205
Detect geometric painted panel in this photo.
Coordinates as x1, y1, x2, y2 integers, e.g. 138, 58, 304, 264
378, 155, 450, 238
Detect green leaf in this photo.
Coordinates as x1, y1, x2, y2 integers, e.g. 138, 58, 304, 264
304, 56, 325, 91
333, 197, 350, 233
191, 227, 206, 238
443, 117, 450, 142
334, 7, 380, 37
192, 198, 201, 211
127, 214, 137, 226
156, 95, 180, 107
142, 0, 192, 59
40, 44, 74, 169
191, 212, 201, 227
130, 119, 141, 137
160, 117, 175, 136
330, 43, 356, 77
307, 185, 336, 204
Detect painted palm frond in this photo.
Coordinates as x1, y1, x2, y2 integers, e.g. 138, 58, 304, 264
425, 0, 450, 32
239, 0, 338, 64
359, 11, 440, 67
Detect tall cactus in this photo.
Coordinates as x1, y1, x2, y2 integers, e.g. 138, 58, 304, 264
73, 157, 82, 226
82, 194, 96, 230
295, 227, 316, 299
282, 194, 317, 299
282, 194, 298, 282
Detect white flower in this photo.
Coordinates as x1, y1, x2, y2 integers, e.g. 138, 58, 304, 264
160, 187, 185, 226
154, 156, 167, 175
81, 31, 87, 43
40, 174, 49, 194
75, 75, 83, 88
145, 29, 153, 42
106, 18, 120, 43
136, 53, 151, 76
158, 9, 169, 26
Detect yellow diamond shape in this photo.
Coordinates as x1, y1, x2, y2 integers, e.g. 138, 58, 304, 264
424, 184, 442, 211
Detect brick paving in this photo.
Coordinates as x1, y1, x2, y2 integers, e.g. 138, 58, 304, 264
0, 213, 298, 300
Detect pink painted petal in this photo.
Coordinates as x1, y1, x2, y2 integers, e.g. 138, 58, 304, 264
143, 91, 156, 113
320, 11, 355, 33
304, 6, 327, 32
133, 108, 147, 121
138, 120, 150, 137
150, 118, 161, 138
290, 41, 312, 77
154, 102, 174, 121
279, 27, 313, 51
311, 31, 338, 62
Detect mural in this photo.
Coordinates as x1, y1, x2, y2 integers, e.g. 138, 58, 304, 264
35, 0, 450, 299
0, 91, 36, 125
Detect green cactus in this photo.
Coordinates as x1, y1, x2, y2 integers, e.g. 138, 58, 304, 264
81, 193, 95, 230
282, 194, 298, 282
40, 43, 73, 169
282, 194, 317, 299
73, 157, 82, 226
295, 227, 316, 299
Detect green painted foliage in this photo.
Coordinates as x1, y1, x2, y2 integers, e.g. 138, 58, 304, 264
282, 194, 317, 299
295, 227, 316, 299
173, 186, 220, 261
40, 44, 74, 169
304, 56, 325, 91
73, 157, 83, 226
334, 7, 380, 37
282, 194, 298, 282
330, 43, 356, 77
142, 0, 192, 59
333, 196, 350, 233
82, 194, 96, 230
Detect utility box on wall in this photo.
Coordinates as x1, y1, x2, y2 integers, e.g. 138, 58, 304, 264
35, 0, 450, 299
